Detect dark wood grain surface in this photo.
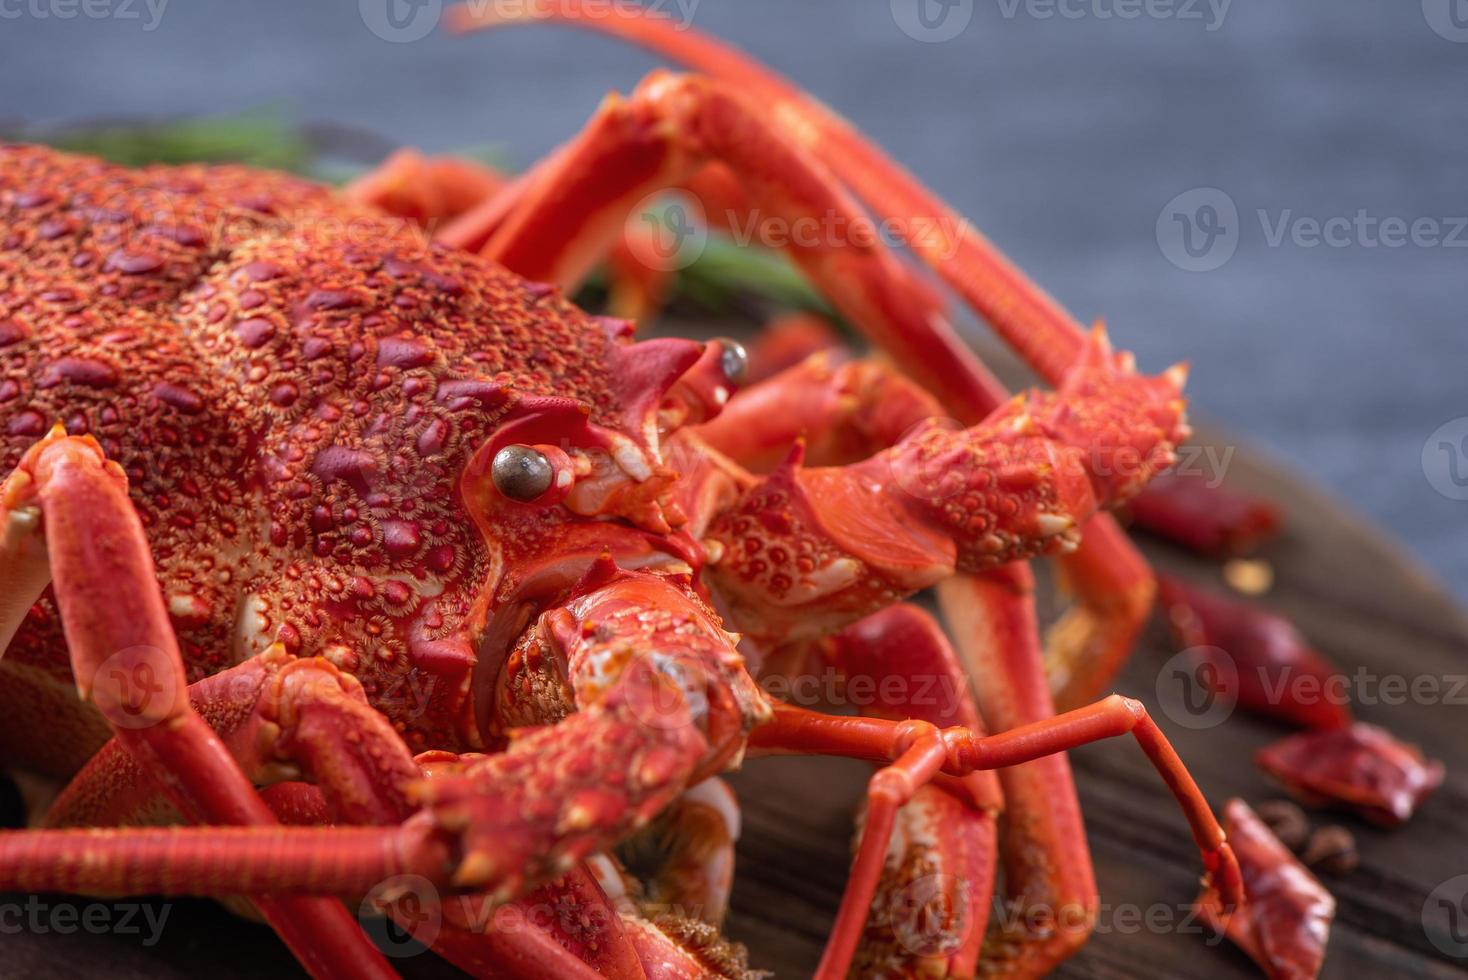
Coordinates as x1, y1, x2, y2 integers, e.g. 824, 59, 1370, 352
2, 402, 1464, 978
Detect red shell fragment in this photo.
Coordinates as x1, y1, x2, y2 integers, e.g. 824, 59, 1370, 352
1195, 798, 1334, 980
1159, 576, 1351, 730
1256, 722, 1444, 827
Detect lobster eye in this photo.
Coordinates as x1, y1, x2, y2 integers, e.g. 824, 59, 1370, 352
713, 337, 749, 386
491, 444, 554, 502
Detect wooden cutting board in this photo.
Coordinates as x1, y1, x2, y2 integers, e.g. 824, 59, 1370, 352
2, 387, 1464, 978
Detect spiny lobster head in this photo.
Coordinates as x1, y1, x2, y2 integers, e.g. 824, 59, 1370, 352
460, 323, 762, 759
464, 323, 746, 538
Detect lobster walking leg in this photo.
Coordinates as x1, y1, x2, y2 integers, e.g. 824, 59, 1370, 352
42, 648, 423, 829
0, 568, 1237, 978
448, 1, 1074, 384
938, 568, 1101, 974
748, 698, 1241, 980
699, 338, 1190, 975
818, 604, 1001, 979
44, 649, 646, 980
0, 429, 397, 980
692, 349, 944, 472
0, 568, 745, 894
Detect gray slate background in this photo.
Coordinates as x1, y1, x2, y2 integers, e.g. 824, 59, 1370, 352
1, 0, 1465, 598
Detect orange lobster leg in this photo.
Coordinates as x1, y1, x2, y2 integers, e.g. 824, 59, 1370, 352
693, 349, 944, 472
44, 649, 646, 980
0, 573, 729, 889
939, 568, 1101, 973
695, 349, 1168, 974
476, 71, 1004, 413
818, 604, 1001, 979
0, 430, 395, 980
0, 634, 1239, 980
0, 693, 1241, 980
701, 353, 1164, 973
748, 696, 1240, 980
42, 648, 422, 829
702, 357, 1114, 970
0, 562, 1239, 978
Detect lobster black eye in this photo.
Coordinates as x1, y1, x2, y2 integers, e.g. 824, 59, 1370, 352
491, 445, 554, 502
713, 337, 749, 386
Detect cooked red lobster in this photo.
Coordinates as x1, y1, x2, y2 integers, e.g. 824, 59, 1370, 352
0, 9, 1258, 979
